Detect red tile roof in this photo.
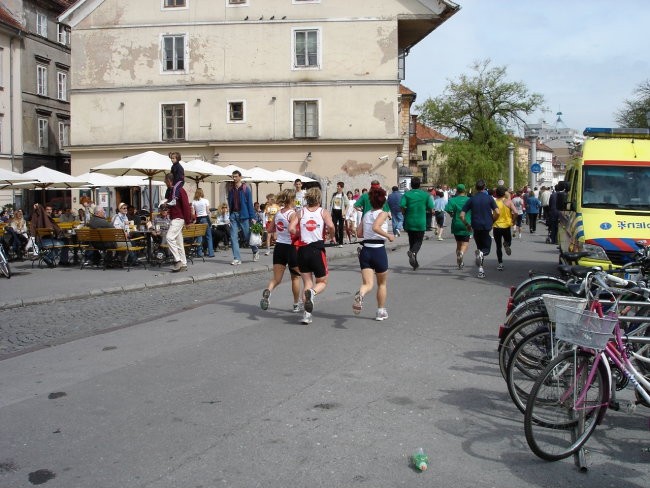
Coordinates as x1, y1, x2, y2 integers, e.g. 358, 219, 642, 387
399, 84, 416, 96
0, 6, 22, 30
416, 122, 448, 142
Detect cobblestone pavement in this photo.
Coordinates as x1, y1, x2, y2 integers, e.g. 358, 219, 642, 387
0, 271, 271, 360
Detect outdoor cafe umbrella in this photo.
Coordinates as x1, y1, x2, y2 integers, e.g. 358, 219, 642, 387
181, 160, 232, 185
272, 169, 316, 189
17, 166, 92, 203
0, 167, 35, 190
241, 166, 281, 201
90, 151, 172, 213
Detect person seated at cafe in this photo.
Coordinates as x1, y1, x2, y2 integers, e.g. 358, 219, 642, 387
78, 196, 94, 224
86, 206, 114, 265
147, 206, 171, 260
213, 203, 231, 249
29, 204, 69, 266
5, 209, 29, 259
59, 207, 77, 223
110, 202, 140, 266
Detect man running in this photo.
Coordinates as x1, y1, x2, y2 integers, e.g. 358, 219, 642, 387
460, 179, 498, 279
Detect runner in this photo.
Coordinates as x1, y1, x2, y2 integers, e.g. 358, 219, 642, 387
493, 185, 516, 271
259, 189, 302, 313
289, 187, 335, 324
352, 186, 395, 321
444, 183, 471, 269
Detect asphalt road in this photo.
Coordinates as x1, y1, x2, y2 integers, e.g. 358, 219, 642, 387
1, 234, 648, 488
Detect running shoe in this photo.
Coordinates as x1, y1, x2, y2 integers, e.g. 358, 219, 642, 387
353, 291, 364, 315
456, 251, 464, 269
253, 251, 260, 262
375, 308, 389, 321
437, 236, 443, 241
497, 263, 504, 271
395, 229, 401, 237
292, 302, 303, 313
407, 250, 418, 270
504, 243, 512, 256
474, 250, 484, 267
230, 259, 241, 266
260, 288, 271, 310
304, 289, 315, 313
478, 266, 485, 278
301, 311, 313, 324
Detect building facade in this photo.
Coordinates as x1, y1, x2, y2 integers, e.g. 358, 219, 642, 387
61, 0, 459, 204
0, 0, 74, 210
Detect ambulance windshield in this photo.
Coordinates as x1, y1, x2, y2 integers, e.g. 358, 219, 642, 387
582, 165, 650, 210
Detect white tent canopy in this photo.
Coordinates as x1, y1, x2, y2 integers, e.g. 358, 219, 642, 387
181, 160, 232, 184
272, 169, 316, 183
19, 166, 91, 189
76, 172, 166, 188
0, 168, 36, 189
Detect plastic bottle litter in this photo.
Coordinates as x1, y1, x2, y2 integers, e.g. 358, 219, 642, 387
412, 447, 428, 471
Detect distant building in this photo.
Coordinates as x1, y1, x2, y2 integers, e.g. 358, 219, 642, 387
413, 119, 447, 185
60, 0, 459, 205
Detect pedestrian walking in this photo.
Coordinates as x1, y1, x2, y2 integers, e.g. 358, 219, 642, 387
400, 176, 434, 270
511, 191, 525, 239
289, 187, 335, 325
493, 186, 516, 271
344, 190, 358, 244
352, 186, 395, 321
227, 170, 260, 265
163, 173, 192, 272
444, 184, 471, 269
460, 179, 499, 279
526, 191, 542, 234
259, 189, 302, 313
433, 190, 446, 240
329, 181, 348, 247
191, 188, 214, 257
386, 186, 403, 237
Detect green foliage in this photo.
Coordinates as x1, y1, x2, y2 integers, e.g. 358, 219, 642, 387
417, 59, 544, 189
615, 80, 650, 128
250, 221, 264, 235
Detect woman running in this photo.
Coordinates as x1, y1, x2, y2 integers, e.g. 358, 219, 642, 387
352, 186, 395, 321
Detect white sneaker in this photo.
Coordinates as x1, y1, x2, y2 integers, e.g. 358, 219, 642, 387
456, 251, 464, 269
497, 263, 504, 271
260, 288, 271, 310
167, 198, 177, 207
437, 236, 443, 241
230, 259, 241, 266
301, 311, 313, 324
253, 251, 260, 262
352, 291, 363, 315
478, 266, 485, 278
375, 308, 388, 321
292, 302, 303, 313
264, 250, 271, 256
475, 250, 484, 267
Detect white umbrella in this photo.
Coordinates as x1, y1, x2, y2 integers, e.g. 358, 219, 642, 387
240, 166, 283, 201
0, 168, 35, 189
272, 169, 316, 184
221, 164, 252, 178
77, 172, 166, 188
181, 160, 232, 185
91, 151, 172, 212
19, 166, 91, 189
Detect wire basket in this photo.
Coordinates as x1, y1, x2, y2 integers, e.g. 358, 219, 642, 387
554, 304, 618, 350
542, 294, 588, 323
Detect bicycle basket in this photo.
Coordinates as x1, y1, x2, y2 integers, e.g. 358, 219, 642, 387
542, 294, 588, 323
554, 304, 617, 350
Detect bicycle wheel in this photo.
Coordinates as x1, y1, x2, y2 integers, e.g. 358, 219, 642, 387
524, 350, 609, 461
512, 276, 568, 304
498, 313, 551, 379
0, 248, 11, 279
506, 329, 553, 414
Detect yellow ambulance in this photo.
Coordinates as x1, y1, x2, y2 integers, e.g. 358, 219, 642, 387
559, 127, 650, 268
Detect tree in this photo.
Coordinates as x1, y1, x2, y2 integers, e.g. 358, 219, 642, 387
416, 60, 544, 189
615, 80, 650, 128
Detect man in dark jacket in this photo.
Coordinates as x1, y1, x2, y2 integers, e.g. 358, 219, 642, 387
164, 172, 192, 272
227, 170, 259, 265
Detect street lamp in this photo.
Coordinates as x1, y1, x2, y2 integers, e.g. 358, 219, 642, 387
524, 127, 539, 189
396, 153, 411, 191
507, 142, 514, 191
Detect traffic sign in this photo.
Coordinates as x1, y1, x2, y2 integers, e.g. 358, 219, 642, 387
530, 163, 542, 174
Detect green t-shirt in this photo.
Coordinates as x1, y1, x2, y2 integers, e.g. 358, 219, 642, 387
445, 195, 471, 236
354, 192, 390, 215
400, 188, 434, 231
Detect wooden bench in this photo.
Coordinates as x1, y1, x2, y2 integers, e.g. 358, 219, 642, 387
77, 228, 146, 271
160, 223, 208, 265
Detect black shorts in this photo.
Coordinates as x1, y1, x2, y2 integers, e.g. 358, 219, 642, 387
358, 245, 389, 273
273, 242, 298, 269
434, 212, 444, 226
454, 234, 471, 243
297, 245, 328, 278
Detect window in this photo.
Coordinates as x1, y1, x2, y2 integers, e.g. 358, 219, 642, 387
293, 29, 319, 68
228, 101, 245, 123
57, 24, 70, 45
58, 121, 70, 149
293, 100, 319, 138
162, 104, 185, 141
37, 65, 48, 96
38, 118, 49, 148
163, 0, 186, 7
398, 49, 406, 80
36, 12, 47, 37
57, 72, 68, 101
162, 35, 186, 72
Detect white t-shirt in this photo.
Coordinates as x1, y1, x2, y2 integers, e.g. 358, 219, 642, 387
192, 197, 210, 217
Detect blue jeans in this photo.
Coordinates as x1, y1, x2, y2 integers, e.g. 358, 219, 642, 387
195, 216, 214, 256
229, 212, 258, 261
391, 212, 404, 235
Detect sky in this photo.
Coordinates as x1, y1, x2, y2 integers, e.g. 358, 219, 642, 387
403, 0, 650, 135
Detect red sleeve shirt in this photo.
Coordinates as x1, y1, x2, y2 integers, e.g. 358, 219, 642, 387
170, 187, 192, 225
